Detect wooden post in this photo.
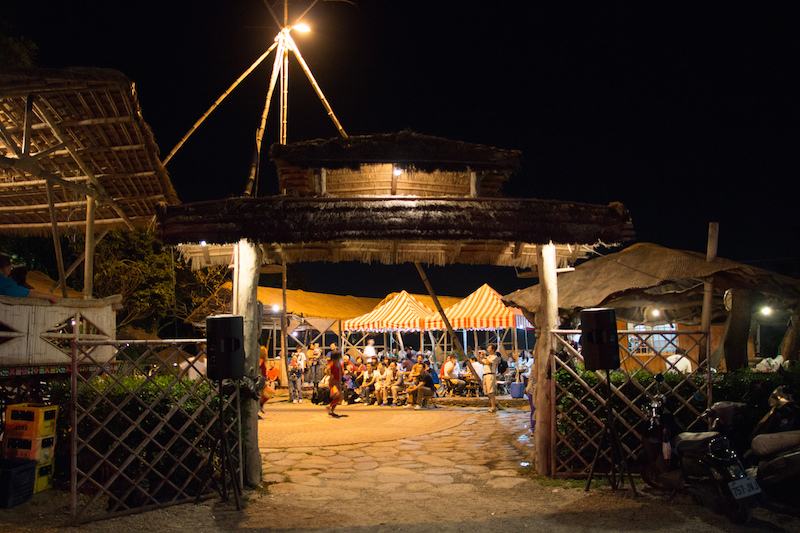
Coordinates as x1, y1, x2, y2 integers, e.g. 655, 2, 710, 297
700, 222, 719, 364
233, 239, 263, 487
533, 243, 558, 476
82, 196, 95, 299
414, 262, 482, 379
280, 261, 289, 387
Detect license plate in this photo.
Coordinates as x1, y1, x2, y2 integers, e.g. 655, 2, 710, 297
728, 477, 761, 500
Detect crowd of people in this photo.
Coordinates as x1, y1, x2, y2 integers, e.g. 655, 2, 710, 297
259, 339, 533, 418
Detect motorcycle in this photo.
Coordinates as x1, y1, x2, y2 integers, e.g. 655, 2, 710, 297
638, 374, 760, 524
745, 386, 800, 513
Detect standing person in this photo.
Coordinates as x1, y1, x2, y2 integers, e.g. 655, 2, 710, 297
326, 351, 344, 417
288, 356, 304, 404
296, 347, 308, 383
479, 344, 500, 413
363, 338, 377, 363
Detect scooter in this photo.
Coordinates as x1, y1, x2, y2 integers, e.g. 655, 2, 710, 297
638, 374, 760, 524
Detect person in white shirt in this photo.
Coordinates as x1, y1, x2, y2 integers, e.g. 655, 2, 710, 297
479, 344, 500, 413
363, 339, 377, 361
442, 354, 465, 395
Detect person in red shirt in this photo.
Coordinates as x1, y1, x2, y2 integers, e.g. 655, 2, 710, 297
326, 351, 344, 418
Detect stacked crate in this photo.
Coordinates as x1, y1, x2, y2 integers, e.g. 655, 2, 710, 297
2, 404, 58, 493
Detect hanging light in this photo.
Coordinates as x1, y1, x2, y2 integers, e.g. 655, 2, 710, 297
651, 308, 661, 318
292, 22, 311, 33
761, 306, 773, 316
393, 166, 403, 177
272, 304, 281, 313
199, 240, 207, 246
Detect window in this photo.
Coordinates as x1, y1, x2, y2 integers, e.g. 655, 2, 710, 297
628, 323, 677, 355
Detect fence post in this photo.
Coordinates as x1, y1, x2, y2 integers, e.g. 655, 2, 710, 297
534, 243, 558, 476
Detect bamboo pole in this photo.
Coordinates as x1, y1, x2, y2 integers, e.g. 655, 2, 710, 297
533, 243, 558, 476
162, 44, 277, 165
280, 43, 289, 144
285, 34, 348, 139
53, 229, 110, 293
244, 40, 285, 197
700, 222, 719, 364
82, 195, 95, 299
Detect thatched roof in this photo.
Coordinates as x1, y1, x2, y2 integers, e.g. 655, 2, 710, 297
160, 196, 633, 268
0, 67, 179, 234
269, 131, 522, 172
504, 242, 800, 324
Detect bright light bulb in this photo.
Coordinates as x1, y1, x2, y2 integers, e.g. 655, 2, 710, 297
293, 22, 311, 33
199, 240, 207, 246
272, 304, 280, 313
291, 331, 298, 337
651, 308, 661, 318
393, 167, 403, 177
761, 306, 773, 316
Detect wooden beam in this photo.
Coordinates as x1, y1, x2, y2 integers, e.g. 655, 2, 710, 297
83, 195, 96, 299
32, 102, 135, 230
22, 94, 33, 155
44, 181, 68, 298
533, 243, 558, 476
52, 229, 110, 292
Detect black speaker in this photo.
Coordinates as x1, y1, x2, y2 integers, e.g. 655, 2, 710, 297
206, 314, 245, 380
580, 308, 620, 371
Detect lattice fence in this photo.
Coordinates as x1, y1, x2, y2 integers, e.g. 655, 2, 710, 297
69, 339, 241, 524
550, 329, 711, 477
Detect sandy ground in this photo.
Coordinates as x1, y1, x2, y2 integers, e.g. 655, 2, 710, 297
2, 405, 798, 532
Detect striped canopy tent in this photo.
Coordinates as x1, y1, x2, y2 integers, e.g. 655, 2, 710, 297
424, 283, 531, 331
343, 290, 434, 332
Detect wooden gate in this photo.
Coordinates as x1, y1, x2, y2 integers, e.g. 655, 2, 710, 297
70, 339, 241, 524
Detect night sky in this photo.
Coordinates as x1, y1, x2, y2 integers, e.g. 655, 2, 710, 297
5, 2, 798, 297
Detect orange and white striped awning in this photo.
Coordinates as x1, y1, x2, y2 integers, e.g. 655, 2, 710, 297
342, 290, 433, 332
424, 283, 532, 331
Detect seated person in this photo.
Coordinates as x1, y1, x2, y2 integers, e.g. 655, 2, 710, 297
405, 365, 435, 409
343, 368, 358, 404
374, 362, 389, 405
442, 354, 466, 394
355, 362, 378, 404
409, 354, 425, 380
390, 365, 406, 406
0, 255, 58, 303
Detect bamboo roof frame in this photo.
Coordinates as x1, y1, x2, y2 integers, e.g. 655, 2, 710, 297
0, 67, 179, 234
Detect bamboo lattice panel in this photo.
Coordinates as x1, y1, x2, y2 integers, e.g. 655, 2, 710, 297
550, 329, 711, 477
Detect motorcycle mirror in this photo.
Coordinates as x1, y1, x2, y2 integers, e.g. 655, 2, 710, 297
655, 373, 665, 383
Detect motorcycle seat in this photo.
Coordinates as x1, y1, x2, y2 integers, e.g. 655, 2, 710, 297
675, 431, 720, 454
752, 430, 800, 457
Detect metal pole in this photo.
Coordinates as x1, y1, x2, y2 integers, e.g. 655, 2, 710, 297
162, 44, 276, 165
280, 261, 289, 386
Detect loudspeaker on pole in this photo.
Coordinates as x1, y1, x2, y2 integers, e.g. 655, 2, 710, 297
580, 308, 620, 371
206, 314, 245, 380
